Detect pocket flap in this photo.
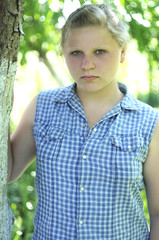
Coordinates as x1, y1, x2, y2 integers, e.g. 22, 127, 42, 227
112, 135, 144, 152
44, 126, 65, 141
36, 122, 65, 141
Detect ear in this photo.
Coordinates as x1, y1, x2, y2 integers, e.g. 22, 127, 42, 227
120, 45, 127, 63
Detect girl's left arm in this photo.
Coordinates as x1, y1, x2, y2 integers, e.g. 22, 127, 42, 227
144, 119, 159, 240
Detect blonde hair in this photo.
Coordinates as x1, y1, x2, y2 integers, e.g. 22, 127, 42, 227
61, 3, 130, 49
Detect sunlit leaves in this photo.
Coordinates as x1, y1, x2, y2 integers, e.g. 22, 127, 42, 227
20, 0, 62, 64
8, 162, 37, 239
123, 0, 159, 56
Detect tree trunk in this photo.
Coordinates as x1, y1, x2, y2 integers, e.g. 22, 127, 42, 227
0, 0, 24, 239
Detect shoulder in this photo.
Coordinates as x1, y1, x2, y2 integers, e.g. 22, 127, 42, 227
37, 85, 74, 103
149, 119, 159, 148
124, 90, 159, 123
120, 82, 159, 119
137, 100, 159, 139
136, 99, 159, 125
123, 88, 159, 142
36, 85, 75, 111
137, 98, 158, 113
34, 85, 74, 122
125, 90, 159, 120
35, 88, 64, 115
37, 87, 63, 103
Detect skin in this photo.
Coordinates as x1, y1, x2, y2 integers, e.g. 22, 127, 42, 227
63, 26, 126, 127
8, 96, 37, 183
143, 119, 159, 240
8, 25, 159, 240
63, 26, 125, 97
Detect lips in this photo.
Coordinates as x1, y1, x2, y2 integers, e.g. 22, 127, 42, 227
81, 75, 98, 80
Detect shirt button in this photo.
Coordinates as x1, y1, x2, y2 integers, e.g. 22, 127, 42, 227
82, 155, 87, 159
128, 145, 132, 150
80, 186, 85, 191
115, 107, 120, 112
83, 124, 87, 128
93, 128, 97, 133
79, 219, 83, 224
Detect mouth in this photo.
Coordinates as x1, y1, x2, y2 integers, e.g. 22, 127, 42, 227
81, 75, 98, 81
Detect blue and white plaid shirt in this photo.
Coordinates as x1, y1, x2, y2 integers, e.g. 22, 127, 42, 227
32, 82, 159, 240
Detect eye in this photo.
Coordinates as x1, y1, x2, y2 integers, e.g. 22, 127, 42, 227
95, 49, 106, 55
71, 51, 82, 56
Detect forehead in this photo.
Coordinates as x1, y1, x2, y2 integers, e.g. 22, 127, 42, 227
64, 26, 119, 50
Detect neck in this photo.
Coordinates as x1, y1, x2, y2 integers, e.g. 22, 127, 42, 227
76, 81, 124, 109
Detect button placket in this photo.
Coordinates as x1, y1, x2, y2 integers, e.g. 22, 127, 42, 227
79, 219, 83, 224
77, 152, 87, 229
128, 145, 132, 151
80, 186, 85, 191
93, 127, 97, 133
82, 154, 87, 159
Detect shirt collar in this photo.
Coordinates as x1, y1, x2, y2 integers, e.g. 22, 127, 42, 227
118, 82, 140, 111
53, 82, 141, 112
53, 83, 77, 103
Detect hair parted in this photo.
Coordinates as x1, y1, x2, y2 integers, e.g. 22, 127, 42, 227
61, 3, 130, 49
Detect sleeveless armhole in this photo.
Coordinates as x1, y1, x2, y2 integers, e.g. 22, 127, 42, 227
33, 91, 44, 139
147, 108, 159, 146
32, 88, 63, 141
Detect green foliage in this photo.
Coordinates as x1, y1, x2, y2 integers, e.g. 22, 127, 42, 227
8, 162, 36, 239
123, 0, 159, 58
20, 0, 63, 64
141, 189, 150, 226
137, 91, 159, 108
122, 0, 159, 104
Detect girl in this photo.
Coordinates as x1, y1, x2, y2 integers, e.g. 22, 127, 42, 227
8, 3, 159, 240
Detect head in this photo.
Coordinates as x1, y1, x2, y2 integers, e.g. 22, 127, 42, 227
61, 3, 130, 51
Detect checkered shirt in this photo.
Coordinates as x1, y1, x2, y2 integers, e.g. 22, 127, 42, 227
32, 82, 159, 240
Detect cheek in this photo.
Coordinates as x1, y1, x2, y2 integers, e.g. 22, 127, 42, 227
104, 54, 120, 69
98, 55, 120, 77
65, 57, 81, 73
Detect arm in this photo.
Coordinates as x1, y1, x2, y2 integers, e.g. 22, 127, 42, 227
143, 119, 159, 240
8, 96, 37, 183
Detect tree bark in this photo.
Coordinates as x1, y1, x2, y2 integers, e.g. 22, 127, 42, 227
0, 0, 24, 239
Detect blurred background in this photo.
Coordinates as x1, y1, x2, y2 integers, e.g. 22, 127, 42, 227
7, 0, 159, 239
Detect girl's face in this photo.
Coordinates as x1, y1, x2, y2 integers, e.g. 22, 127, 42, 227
63, 26, 126, 95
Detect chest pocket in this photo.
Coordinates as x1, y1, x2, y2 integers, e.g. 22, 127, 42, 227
111, 135, 146, 180
112, 135, 145, 152
36, 123, 65, 161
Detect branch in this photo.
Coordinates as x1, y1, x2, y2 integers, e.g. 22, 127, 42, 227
39, 51, 65, 87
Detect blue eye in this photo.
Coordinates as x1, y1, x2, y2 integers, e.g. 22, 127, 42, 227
71, 51, 82, 56
95, 49, 105, 54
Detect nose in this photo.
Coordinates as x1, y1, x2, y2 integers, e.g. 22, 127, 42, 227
81, 54, 95, 70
